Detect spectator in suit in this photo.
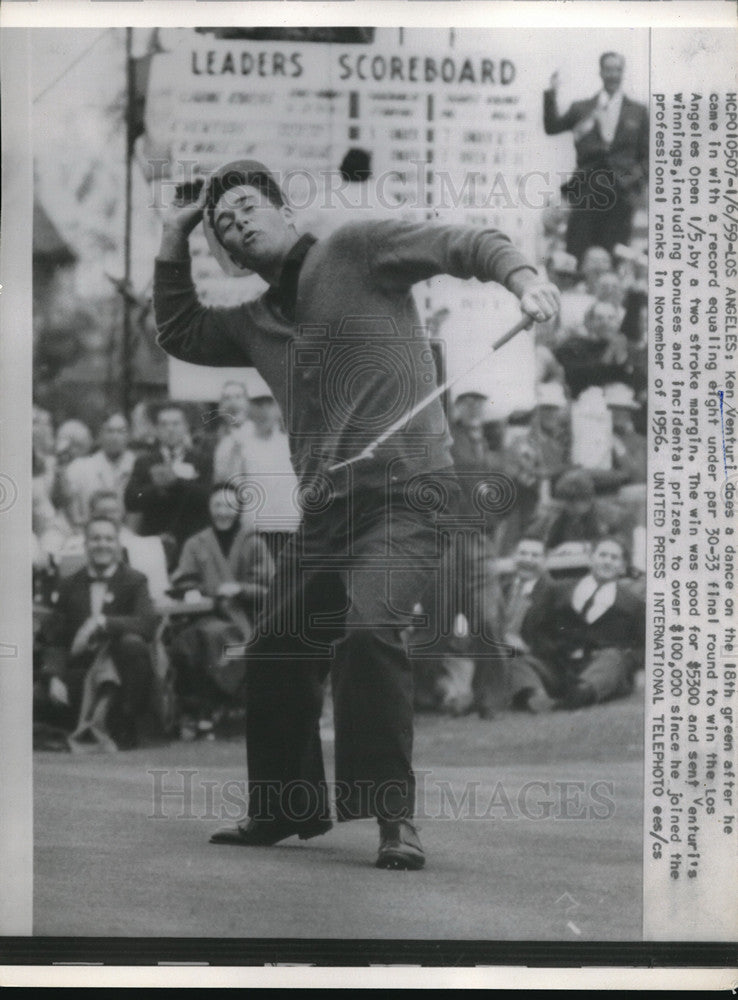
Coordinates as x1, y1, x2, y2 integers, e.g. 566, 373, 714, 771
499, 535, 559, 712
168, 482, 275, 738
61, 413, 136, 528
40, 515, 157, 750
521, 536, 645, 708
124, 403, 211, 570
57, 490, 170, 603
543, 52, 648, 261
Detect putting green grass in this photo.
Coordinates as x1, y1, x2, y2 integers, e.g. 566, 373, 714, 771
34, 695, 643, 939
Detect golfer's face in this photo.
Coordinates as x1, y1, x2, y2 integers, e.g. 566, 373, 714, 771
213, 184, 291, 269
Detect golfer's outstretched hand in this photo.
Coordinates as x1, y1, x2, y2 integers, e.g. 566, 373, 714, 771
518, 278, 560, 324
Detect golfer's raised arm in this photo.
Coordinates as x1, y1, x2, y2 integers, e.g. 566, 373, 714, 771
153, 185, 255, 369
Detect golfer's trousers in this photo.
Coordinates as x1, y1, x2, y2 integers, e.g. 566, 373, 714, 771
244, 484, 457, 823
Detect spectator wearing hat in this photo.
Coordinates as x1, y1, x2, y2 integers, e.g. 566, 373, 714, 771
61, 413, 136, 529
521, 536, 645, 708
528, 468, 631, 551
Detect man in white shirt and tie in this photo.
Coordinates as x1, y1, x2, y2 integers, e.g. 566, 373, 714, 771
543, 52, 649, 262
41, 516, 157, 750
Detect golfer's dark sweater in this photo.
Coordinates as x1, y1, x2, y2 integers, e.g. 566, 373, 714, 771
154, 218, 535, 494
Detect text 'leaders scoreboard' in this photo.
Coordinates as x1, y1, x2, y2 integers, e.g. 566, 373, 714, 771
145, 30, 538, 405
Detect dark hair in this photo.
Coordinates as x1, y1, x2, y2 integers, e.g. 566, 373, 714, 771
207, 168, 284, 238
593, 534, 630, 566
209, 481, 238, 498
85, 515, 120, 536
600, 51, 624, 69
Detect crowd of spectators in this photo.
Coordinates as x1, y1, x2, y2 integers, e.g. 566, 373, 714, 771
32, 383, 296, 751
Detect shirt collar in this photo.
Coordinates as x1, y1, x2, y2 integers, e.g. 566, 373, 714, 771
268, 233, 317, 321
513, 573, 539, 596
87, 561, 119, 582
572, 574, 617, 621
598, 88, 623, 107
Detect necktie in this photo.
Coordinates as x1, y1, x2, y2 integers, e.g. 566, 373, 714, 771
506, 577, 526, 633
579, 583, 603, 620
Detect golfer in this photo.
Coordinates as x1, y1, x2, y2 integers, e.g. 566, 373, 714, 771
153, 159, 559, 869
